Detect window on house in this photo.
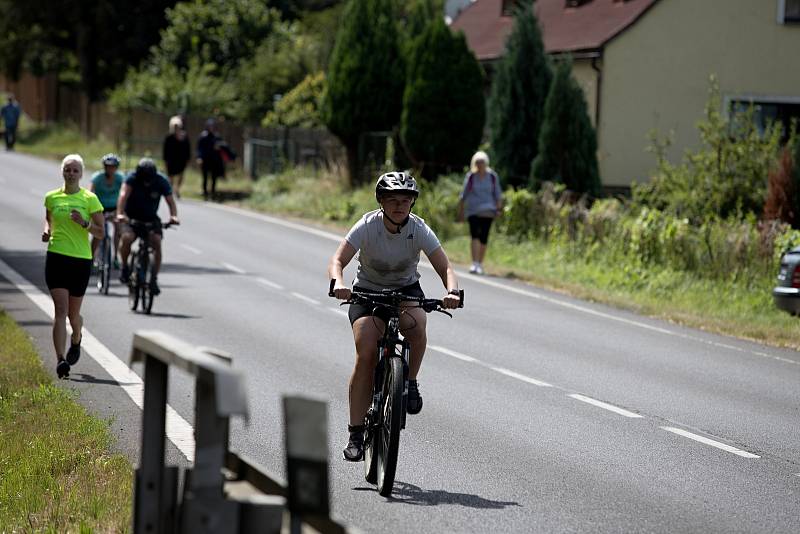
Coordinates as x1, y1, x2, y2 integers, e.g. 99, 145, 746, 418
730, 99, 800, 143
781, 0, 800, 23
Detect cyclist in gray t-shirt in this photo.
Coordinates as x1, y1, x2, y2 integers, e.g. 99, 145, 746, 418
329, 172, 461, 462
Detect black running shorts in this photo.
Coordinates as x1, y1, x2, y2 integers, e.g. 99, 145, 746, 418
45, 251, 92, 297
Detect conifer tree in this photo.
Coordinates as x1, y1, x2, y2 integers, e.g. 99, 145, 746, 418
322, 0, 404, 184
487, 2, 552, 187
531, 59, 602, 196
400, 19, 485, 176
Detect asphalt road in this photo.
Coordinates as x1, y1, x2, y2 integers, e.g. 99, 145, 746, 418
1, 151, 800, 533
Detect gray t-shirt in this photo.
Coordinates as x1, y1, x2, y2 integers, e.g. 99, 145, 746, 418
459, 170, 503, 218
345, 210, 442, 290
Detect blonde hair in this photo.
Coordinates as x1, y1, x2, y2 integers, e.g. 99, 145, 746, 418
470, 151, 490, 174
169, 115, 183, 133
61, 154, 84, 174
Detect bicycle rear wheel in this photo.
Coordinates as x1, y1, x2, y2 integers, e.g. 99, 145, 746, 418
376, 356, 404, 497
98, 236, 111, 294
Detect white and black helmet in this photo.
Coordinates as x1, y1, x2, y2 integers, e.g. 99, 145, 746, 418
375, 171, 419, 203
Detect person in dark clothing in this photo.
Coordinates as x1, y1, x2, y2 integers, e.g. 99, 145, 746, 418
162, 116, 191, 198
1, 95, 21, 151
196, 118, 225, 200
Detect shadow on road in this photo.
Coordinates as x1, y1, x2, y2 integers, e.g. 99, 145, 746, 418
139, 311, 201, 319
15, 319, 51, 327
70, 373, 138, 386
353, 481, 521, 509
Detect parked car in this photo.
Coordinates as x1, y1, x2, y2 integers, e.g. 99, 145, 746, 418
773, 246, 800, 315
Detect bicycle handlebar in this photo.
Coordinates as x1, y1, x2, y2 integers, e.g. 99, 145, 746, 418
128, 219, 175, 230
328, 279, 464, 314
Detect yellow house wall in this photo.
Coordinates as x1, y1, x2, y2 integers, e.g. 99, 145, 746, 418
599, 0, 800, 187
570, 58, 600, 128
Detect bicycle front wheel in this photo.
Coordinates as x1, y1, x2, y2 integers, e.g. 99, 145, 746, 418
128, 252, 140, 311
141, 251, 154, 314
99, 236, 111, 294
376, 356, 404, 497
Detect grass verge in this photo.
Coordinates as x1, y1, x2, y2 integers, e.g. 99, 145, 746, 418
0, 309, 132, 532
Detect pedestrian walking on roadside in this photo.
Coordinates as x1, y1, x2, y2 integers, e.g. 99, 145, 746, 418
196, 118, 225, 201
457, 151, 503, 275
42, 154, 105, 378
1, 94, 21, 151
163, 115, 191, 198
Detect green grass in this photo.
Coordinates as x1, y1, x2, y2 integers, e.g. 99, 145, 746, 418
0, 310, 132, 532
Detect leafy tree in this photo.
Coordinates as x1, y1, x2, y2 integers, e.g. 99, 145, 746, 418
263, 72, 327, 128
400, 0, 443, 57
0, 0, 176, 100
322, 0, 405, 184
487, 2, 552, 187
531, 59, 601, 197
400, 19, 485, 176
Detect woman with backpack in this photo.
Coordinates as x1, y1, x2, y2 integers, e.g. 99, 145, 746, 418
457, 151, 503, 275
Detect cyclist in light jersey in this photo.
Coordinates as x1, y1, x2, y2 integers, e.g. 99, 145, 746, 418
329, 172, 461, 461
89, 153, 124, 266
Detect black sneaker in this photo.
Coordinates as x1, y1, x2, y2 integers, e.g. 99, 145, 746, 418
120, 265, 131, 284
407, 380, 423, 414
66, 334, 81, 365
149, 277, 160, 296
56, 359, 70, 379
342, 425, 365, 462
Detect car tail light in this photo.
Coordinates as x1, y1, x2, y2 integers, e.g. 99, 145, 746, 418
792, 266, 800, 288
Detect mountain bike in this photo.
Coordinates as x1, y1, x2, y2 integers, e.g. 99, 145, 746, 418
128, 220, 172, 315
329, 281, 464, 497
95, 213, 116, 295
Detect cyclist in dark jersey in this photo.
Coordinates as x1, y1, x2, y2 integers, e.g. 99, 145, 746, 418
116, 158, 179, 295
329, 172, 461, 461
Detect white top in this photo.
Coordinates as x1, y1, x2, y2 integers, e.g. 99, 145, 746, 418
345, 210, 442, 290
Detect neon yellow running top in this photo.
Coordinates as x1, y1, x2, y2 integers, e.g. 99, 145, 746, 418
44, 187, 103, 259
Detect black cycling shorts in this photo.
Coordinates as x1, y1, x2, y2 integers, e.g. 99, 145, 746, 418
45, 251, 92, 297
468, 215, 494, 245
348, 281, 425, 326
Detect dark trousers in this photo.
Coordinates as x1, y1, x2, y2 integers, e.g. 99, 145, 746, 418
4, 127, 16, 150
201, 163, 222, 198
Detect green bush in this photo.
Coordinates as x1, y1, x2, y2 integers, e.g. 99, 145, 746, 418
633, 76, 783, 223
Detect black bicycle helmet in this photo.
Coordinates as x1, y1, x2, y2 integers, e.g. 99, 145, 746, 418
135, 157, 158, 181
375, 171, 419, 203
101, 153, 120, 167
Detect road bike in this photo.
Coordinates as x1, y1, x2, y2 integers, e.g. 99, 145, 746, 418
329, 281, 463, 496
128, 220, 172, 315
95, 213, 117, 295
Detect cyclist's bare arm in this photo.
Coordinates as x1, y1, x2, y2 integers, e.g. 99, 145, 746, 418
116, 183, 131, 221
427, 247, 460, 309
165, 194, 179, 225
328, 240, 357, 300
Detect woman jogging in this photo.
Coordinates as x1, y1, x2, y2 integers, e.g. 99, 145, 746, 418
42, 154, 105, 378
457, 151, 503, 275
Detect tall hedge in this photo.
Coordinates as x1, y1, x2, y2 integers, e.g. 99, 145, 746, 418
487, 2, 552, 187
322, 0, 405, 184
531, 59, 601, 197
400, 19, 485, 176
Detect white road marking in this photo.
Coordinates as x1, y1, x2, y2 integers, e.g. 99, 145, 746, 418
491, 366, 553, 387
291, 292, 320, 306
180, 244, 202, 255
203, 201, 799, 367
661, 427, 760, 458
569, 394, 643, 418
256, 277, 284, 290
428, 345, 552, 386
221, 262, 246, 274
429, 344, 478, 363
328, 308, 349, 318
0, 257, 196, 461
